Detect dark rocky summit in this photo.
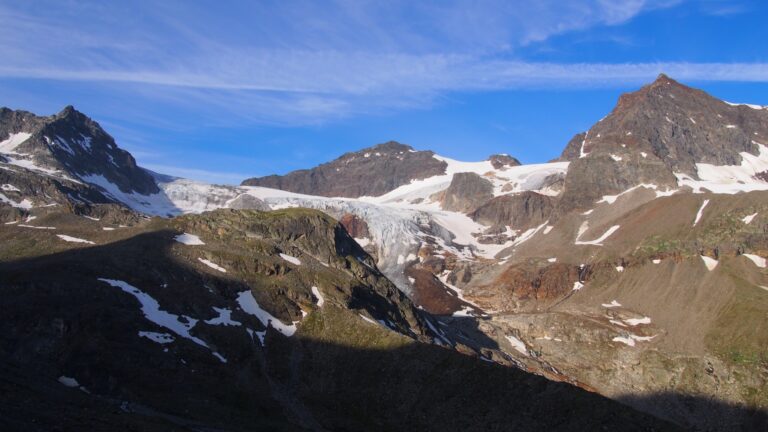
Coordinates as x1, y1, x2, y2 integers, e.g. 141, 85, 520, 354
242, 141, 448, 197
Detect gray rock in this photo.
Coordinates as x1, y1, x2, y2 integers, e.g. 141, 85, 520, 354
471, 191, 554, 229
441, 172, 494, 213
227, 193, 269, 210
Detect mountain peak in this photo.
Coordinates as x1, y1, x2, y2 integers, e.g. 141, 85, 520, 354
58, 104, 78, 115
242, 140, 447, 197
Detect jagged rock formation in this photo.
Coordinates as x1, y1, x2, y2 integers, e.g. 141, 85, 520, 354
241, 141, 448, 198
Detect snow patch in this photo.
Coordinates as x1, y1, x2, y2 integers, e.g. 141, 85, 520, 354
57, 376, 80, 388
701, 255, 718, 271
1, 184, 20, 192
575, 224, 620, 246
602, 300, 622, 308
624, 316, 651, 326
205, 307, 241, 326
139, 331, 175, 344
0, 132, 32, 153
742, 213, 758, 224
311, 286, 325, 307
174, 233, 205, 245
675, 143, 768, 194
572, 281, 584, 291
236, 290, 297, 337
613, 334, 656, 347
98, 279, 210, 348
743, 254, 767, 268
505, 335, 528, 355
0, 192, 33, 209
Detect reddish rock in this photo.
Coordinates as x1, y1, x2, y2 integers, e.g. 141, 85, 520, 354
339, 213, 370, 238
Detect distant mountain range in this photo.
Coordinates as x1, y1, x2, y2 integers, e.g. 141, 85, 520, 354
1, 75, 767, 431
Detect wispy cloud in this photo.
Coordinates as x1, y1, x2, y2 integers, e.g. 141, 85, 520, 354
2, 0, 762, 128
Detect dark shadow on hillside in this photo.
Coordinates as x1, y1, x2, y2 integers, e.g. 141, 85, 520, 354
0, 231, 764, 431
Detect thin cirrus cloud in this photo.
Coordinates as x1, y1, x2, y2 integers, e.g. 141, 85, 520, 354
0, 0, 764, 126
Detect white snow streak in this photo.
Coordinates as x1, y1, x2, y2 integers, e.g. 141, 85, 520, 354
56, 234, 94, 244
693, 199, 710, 227
198, 258, 226, 273
279, 253, 301, 265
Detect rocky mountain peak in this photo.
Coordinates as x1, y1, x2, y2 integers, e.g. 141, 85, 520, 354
242, 140, 448, 197
557, 74, 768, 211
0, 106, 159, 196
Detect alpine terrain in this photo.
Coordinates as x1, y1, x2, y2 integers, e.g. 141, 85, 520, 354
2, 75, 768, 431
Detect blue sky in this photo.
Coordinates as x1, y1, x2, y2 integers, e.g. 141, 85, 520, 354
1, 0, 767, 184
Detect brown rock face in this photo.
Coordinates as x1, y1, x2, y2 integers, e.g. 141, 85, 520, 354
339, 213, 371, 238
473, 263, 583, 312
241, 141, 448, 198
441, 172, 494, 213
471, 191, 554, 229
405, 266, 464, 315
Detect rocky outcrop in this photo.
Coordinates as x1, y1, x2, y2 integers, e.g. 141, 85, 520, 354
226, 193, 269, 210
441, 172, 493, 213
557, 132, 586, 161
339, 213, 371, 239
471, 191, 554, 229
242, 141, 448, 197
473, 262, 582, 312
558, 151, 678, 212
489, 154, 521, 169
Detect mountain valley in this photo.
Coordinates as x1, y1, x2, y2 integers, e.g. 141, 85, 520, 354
2, 75, 768, 431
